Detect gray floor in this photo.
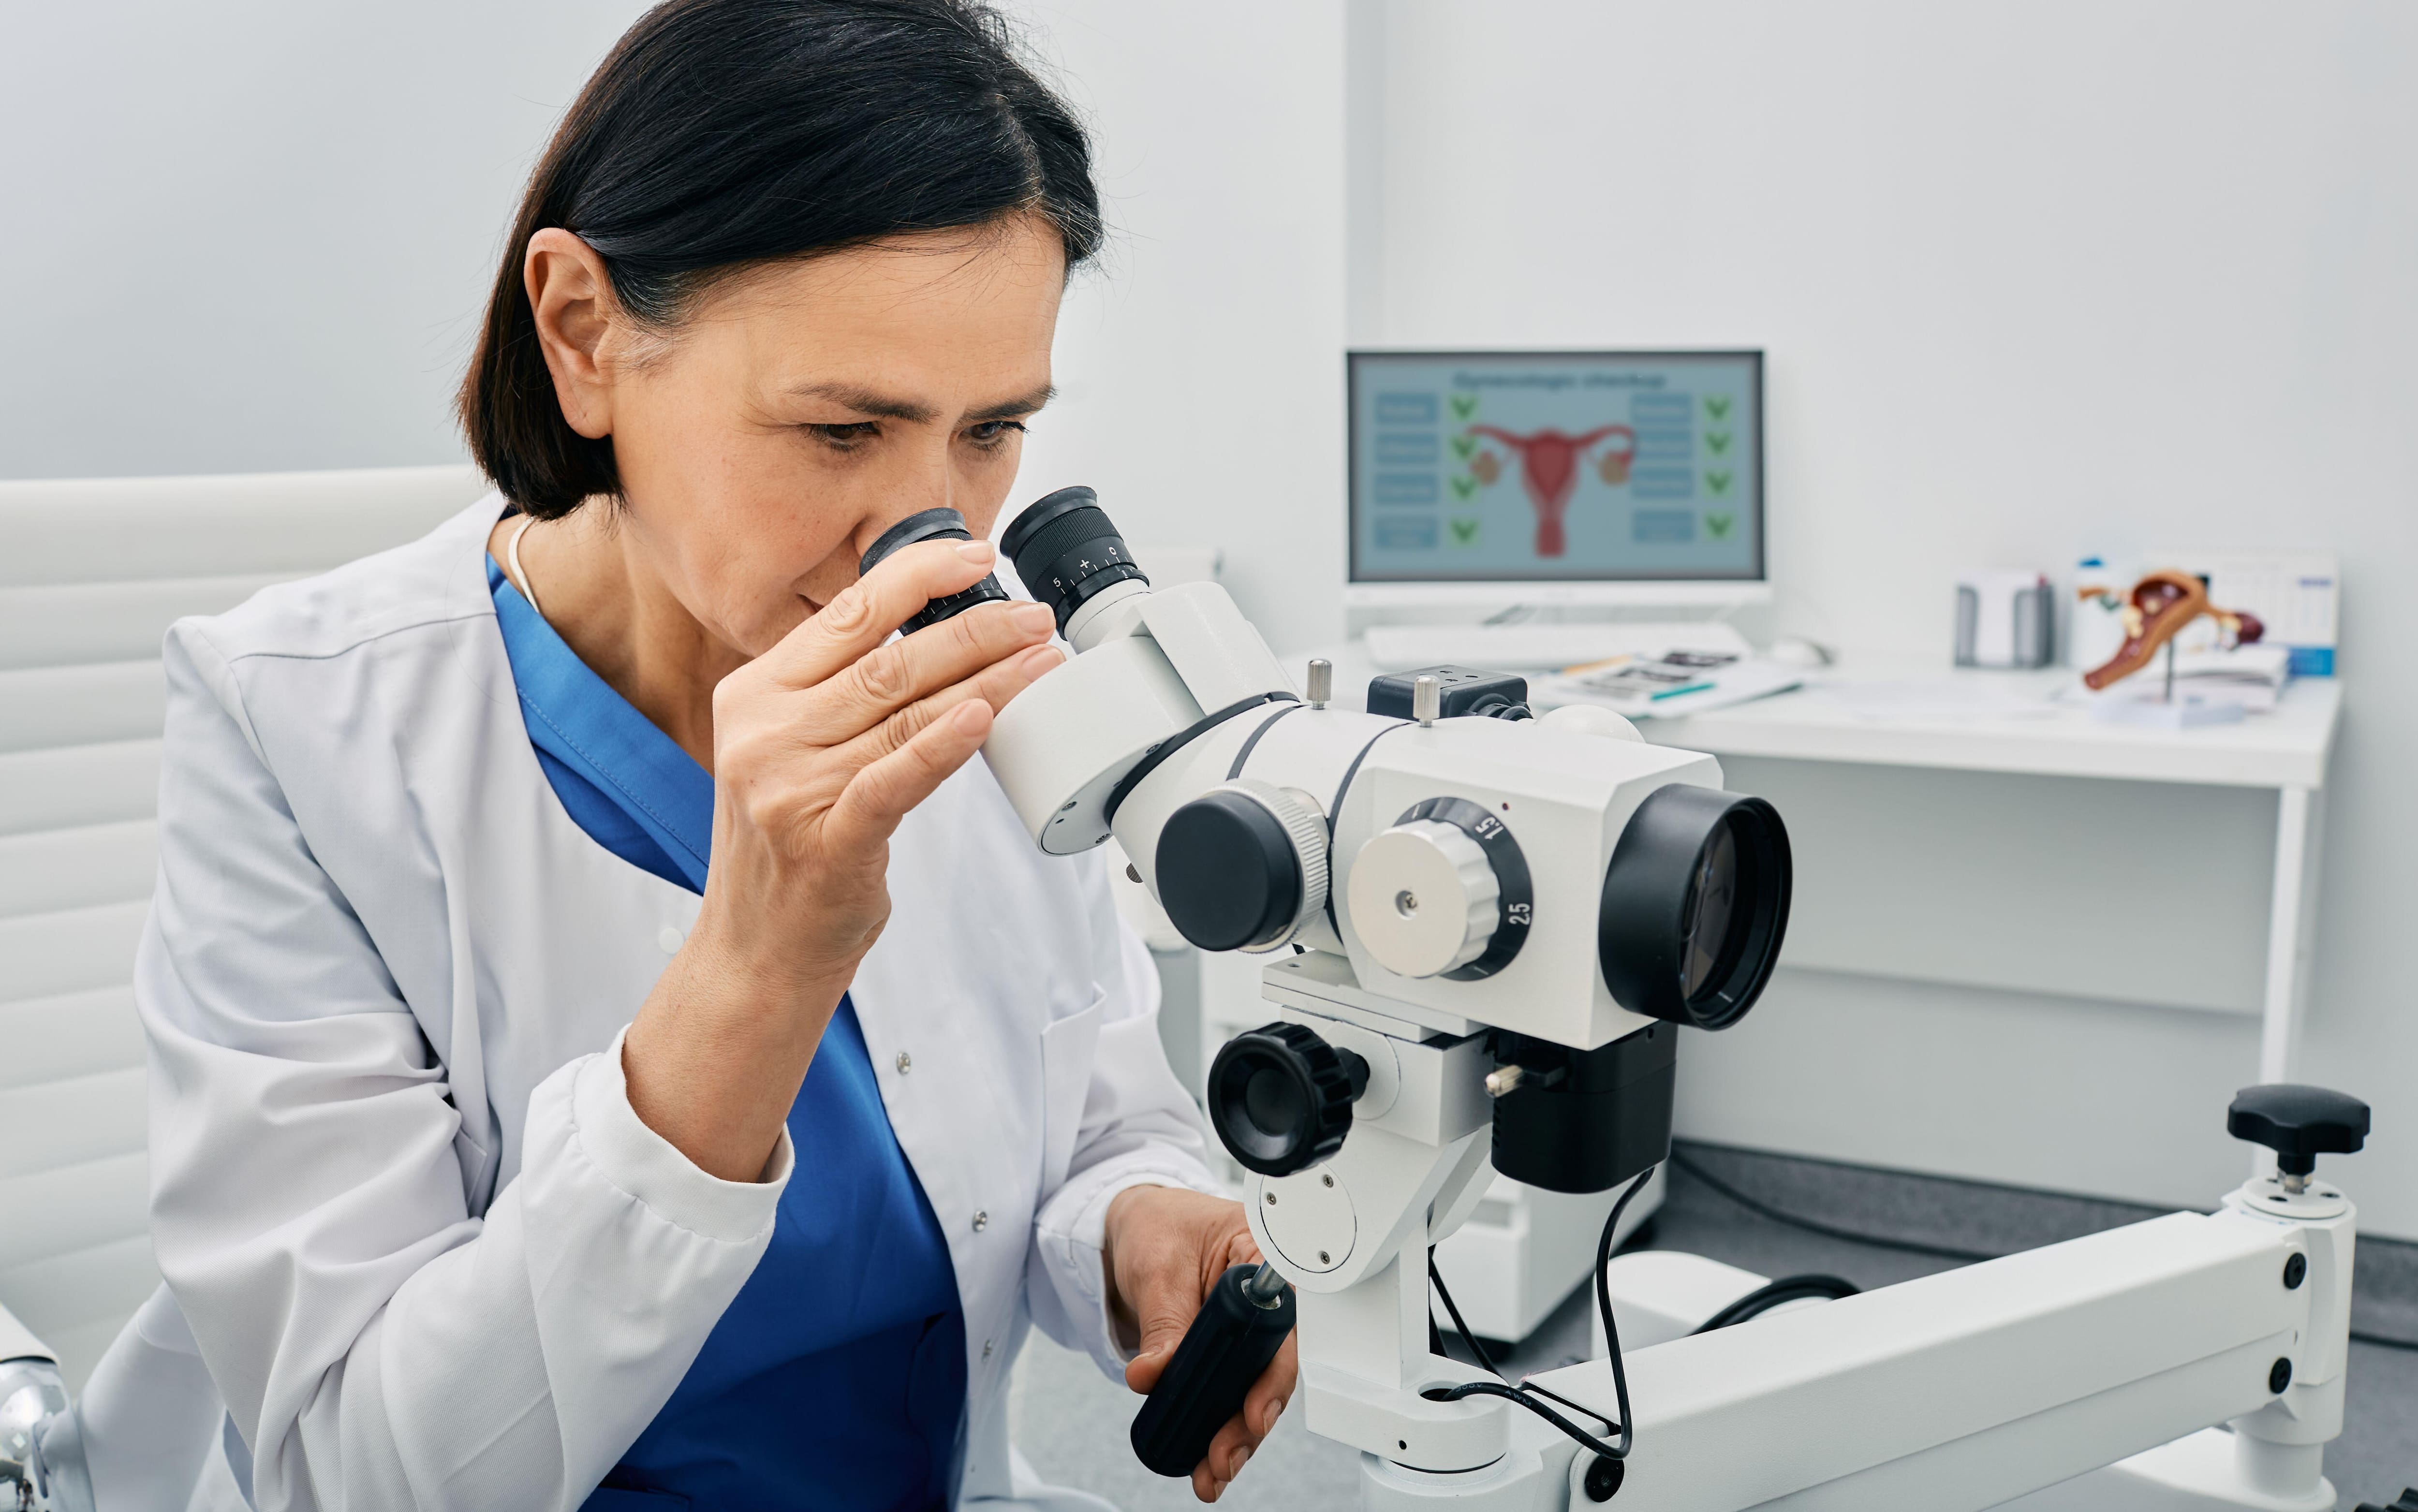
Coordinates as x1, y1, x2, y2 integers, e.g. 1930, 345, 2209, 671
1008, 1142, 2418, 1510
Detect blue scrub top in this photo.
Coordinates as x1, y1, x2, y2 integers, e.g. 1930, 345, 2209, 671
489, 557, 968, 1512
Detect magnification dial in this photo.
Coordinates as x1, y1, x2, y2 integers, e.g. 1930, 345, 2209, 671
1346, 797, 1533, 981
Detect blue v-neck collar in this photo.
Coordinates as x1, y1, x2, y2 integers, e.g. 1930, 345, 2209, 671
487, 556, 714, 893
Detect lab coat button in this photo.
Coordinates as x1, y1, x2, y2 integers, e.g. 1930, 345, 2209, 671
972, 1210, 989, 1232
656, 925, 683, 954
896, 1051, 913, 1075
982, 1339, 994, 1359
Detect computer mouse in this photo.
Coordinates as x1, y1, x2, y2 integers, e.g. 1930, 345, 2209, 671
1769, 635, 1834, 669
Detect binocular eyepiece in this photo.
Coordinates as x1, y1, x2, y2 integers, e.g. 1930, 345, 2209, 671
856, 507, 1014, 637
856, 486, 1150, 641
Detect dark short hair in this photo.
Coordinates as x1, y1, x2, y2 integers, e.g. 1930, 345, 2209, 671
459, 0, 1102, 518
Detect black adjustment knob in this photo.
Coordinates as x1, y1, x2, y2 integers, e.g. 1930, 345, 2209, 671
2227, 1085, 2371, 1176
1208, 1022, 1368, 1177
1155, 786, 1325, 953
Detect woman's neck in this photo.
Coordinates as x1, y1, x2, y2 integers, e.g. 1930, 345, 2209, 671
491, 507, 745, 770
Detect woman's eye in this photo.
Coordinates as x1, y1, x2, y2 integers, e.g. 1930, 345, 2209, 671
966, 420, 1028, 449
806, 422, 880, 448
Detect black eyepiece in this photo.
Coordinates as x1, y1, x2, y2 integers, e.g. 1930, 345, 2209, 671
1000, 485, 1148, 634
1598, 785, 1791, 1031
857, 507, 1010, 635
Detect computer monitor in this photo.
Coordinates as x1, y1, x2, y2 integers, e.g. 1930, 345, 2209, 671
1346, 350, 1767, 608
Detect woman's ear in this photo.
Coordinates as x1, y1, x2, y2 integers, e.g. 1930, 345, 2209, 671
525, 228, 622, 441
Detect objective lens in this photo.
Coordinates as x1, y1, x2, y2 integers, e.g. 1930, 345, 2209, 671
1598, 786, 1790, 1031
857, 507, 1010, 635
999, 485, 1148, 635
1680, 820, 1740, 1000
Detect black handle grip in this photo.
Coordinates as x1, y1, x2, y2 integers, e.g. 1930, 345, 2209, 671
1130, 1263, 1295, 1478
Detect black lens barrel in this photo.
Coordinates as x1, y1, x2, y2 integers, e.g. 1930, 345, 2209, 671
1598, 786, 1791, 1031
857, 507, 1011, 635
1000, 485, 1149, 634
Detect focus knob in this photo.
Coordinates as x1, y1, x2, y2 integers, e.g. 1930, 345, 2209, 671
2227, 1085, 2370, 1177
1208, 1021, 1369, 1176
1348, 818, 1500, 978
1155, 781, 1328, 953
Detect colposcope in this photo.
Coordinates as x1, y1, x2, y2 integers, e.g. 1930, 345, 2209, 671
946, 489, 2375, 1512
966, 486, 1793, 1489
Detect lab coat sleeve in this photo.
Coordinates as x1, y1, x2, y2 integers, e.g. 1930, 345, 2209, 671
1025, 855, 1225, 1380
137, 624, 789, 1512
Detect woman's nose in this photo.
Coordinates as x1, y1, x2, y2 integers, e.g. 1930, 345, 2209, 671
851, 462, 964, 563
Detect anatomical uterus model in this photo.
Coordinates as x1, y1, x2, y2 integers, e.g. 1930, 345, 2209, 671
1467, 425, 1636, 557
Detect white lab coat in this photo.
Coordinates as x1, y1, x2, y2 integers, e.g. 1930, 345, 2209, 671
128, 494, 1219, 1512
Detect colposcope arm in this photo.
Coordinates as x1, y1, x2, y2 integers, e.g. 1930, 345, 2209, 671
1360, 1093, 2365, 1512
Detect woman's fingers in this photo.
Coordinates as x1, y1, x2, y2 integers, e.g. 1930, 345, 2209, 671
782, 597, 1056, 748
1182, 1328, 1290, 1500
822, 697, 996, 859
1241, 1331, 1297, 1443
823, 641, 1060, 777
757, 538, 1009, 692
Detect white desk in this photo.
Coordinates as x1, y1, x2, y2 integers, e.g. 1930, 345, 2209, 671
1303, 644, 2343, 1086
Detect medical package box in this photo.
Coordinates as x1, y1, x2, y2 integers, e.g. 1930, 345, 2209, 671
2158, 552, 2340, 676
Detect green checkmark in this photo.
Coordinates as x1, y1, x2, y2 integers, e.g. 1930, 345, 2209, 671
1449, 517, 1480, 545
1706, 512, 1735, 539
1450, 435, 1478, 461
1450, 475, 1477, 500
1449, 393, 1479, 421
1706, 396, 1732, 420
1706, 470, 1732, 495
1705, 431, 1731, 455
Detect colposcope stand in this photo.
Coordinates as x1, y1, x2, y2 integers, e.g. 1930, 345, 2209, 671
1240, 955, 2363, 1512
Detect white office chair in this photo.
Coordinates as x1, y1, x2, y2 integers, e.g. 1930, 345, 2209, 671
0, 465, 491, 1509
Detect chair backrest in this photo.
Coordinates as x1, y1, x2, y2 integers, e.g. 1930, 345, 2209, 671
0, 465, 491, 1389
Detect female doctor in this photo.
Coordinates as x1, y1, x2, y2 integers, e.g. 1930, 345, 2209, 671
133, 1, 1291, 1506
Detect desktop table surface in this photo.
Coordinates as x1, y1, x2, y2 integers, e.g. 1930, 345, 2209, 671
1639, 657, 2342, 790
1309, 642, 2342, 791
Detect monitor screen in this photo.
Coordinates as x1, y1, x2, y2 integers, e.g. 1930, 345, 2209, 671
1348, 351, 1764, 585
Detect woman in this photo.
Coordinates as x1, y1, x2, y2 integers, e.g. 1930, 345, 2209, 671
134, 2, 1290, 1507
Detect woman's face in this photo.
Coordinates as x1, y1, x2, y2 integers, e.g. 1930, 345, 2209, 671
547, 215, 1067, 659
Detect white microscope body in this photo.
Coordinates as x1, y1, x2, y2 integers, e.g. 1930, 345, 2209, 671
981, 488, 2372, 1512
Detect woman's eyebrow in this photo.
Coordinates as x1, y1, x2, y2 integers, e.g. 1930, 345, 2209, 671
786, 382, 936, 424
966, 384, 1056, 423
782, 381, 1054, 426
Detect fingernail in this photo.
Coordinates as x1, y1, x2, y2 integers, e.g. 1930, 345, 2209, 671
957, 540, 996, 563
1012, 601, 1054, 632
1018, 645, 1064, 675
1231, 1446, 1253, 1477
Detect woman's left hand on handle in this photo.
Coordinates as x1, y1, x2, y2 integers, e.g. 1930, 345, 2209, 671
1106, 1186, 1299, 1503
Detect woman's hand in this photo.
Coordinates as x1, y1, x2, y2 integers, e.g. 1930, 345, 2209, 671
624, 538, 1061, 1180
1105, 1186, 1299, 1503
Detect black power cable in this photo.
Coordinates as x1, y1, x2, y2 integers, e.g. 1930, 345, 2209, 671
1427, 1253, 1505, 1381
1690, 1274, 1861, 1334
1670, 1147, 2418, 1354
1422, 1165, 1658, 1468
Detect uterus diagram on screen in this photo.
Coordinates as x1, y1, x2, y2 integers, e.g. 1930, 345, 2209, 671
1466, 425, 1639, 558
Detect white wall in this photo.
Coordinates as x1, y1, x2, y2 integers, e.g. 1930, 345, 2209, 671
1365, 0, 2418, 1234
0, 1, 648, 479
1005, 3, 1350, 657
